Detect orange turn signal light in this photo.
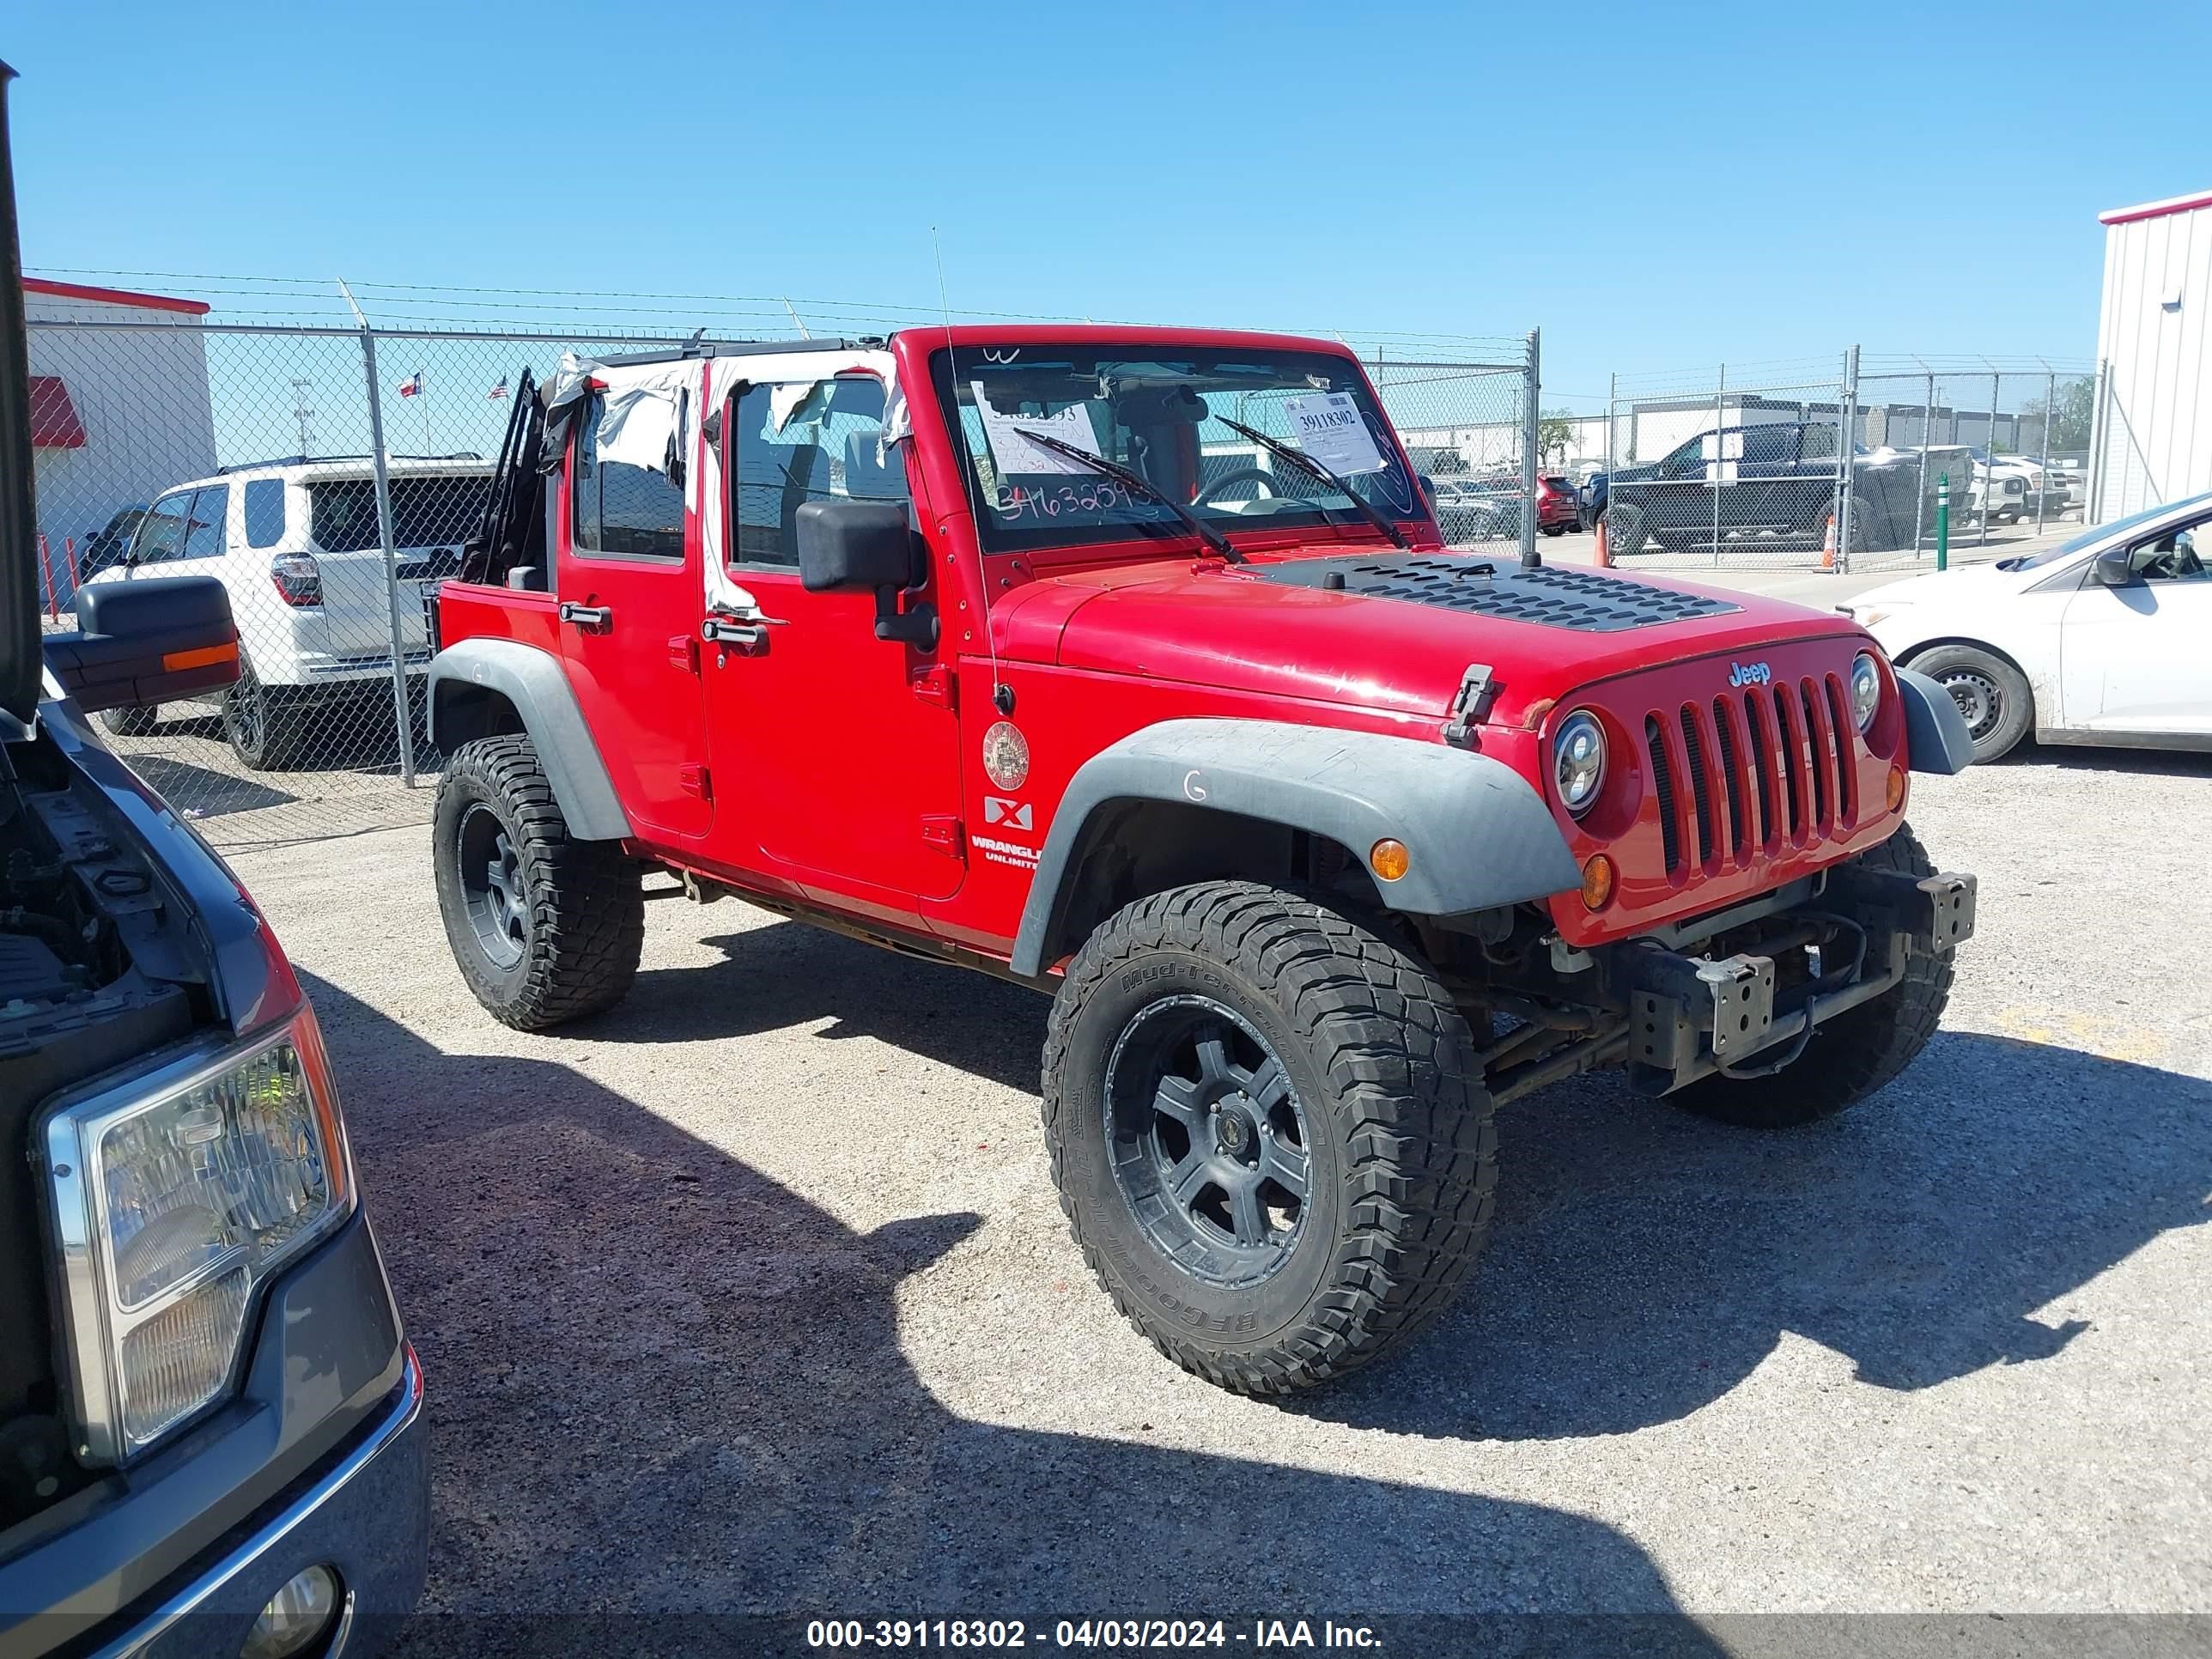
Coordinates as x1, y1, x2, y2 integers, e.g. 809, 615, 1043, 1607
1370, 838, 1411, 883
1579, 853, 1616, 911
1886, 765, 1906, 812
161, 641, 238, 672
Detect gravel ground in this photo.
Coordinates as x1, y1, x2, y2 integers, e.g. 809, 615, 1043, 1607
232, 745, 2212, 1646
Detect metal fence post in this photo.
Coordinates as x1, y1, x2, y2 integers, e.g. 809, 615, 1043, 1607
1711, 363, 1725, 566
1605, 371, 1617, 539
1979, 369, 1998, 548
2087, 358, 2110, 522
339, 281, 419, 788
1836, 345, 1859, 575
1519, 328, 1540, 568
1914, 369, 1935, 554
2036, 362, 2054, 532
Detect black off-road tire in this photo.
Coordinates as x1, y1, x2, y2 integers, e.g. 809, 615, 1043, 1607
1603, 501, 1648, 556
99, 704, 159, 738
1904, 642, 2033, 763
1669, 823, 1954, 1130
1041, 881, 1496, 1395
433, 734, 643, 1030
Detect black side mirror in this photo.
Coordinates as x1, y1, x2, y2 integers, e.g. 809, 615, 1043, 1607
46, 574, 240, 713
2092, 547, 2137, 587
793, 499, 936, 647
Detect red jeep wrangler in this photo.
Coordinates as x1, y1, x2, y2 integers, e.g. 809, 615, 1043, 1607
427, 327, 1978, 1394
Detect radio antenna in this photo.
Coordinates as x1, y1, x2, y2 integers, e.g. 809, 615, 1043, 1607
933, 226, 1009, 714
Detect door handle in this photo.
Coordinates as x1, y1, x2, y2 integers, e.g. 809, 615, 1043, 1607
557, 602, 613, 633
702, 611, 787, 651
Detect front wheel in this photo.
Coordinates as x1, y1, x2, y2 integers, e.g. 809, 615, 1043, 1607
221, 661, 308, 771
1042, 882, 1495, 1394
433, 734, 644, 1030
1602, 502, 1648, 556
1669, 823, 1954, 1129
1905, 642, 2033, 762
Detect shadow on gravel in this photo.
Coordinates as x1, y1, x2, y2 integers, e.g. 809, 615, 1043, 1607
301, 972, 1712, 1640
582, 921, 1051, 1095
1295, 1030, 2212, 1443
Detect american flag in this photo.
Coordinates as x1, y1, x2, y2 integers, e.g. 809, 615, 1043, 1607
487, 376, 510, 402
397, 372, 423, 398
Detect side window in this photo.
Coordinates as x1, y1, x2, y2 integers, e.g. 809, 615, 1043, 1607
243, 478, 288, 549
181, 484, 229, 560
1662, 434, 1709, 479
729, 375, 899, 568
1799, 423, 1840, 462
572, 393, 686, 560
1740, 426, 1796, 466
2131, 517, 2212, 582
131, 490, 195, 564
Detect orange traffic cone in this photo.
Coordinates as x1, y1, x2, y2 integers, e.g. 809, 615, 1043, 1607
1820, 514, 1837, 569
1593, 514, 1611, 568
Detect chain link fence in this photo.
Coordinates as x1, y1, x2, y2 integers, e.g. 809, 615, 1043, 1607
27, 295, 1540, 851
1589, 352, 2097, 575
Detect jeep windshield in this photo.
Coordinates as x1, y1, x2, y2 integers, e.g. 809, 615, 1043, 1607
929, 345, 1424, 557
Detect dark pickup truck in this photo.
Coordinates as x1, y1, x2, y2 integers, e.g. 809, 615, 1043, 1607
1584, 422, 1926, 556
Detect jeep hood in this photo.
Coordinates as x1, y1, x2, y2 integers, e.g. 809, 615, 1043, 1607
996, 550, 1872, 730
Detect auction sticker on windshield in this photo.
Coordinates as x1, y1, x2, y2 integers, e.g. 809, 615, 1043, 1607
974, 384, 1102, 476
1283, 392, 1385, 476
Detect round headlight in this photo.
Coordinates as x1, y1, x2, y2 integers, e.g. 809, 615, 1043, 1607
1850, 652, 1882, 732
1554, 710, 1606, 816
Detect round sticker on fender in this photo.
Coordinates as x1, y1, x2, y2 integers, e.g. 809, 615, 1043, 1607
982, 721, 1030, 791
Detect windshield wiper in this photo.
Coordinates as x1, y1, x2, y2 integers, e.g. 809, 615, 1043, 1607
1010, 429, 1244, 563
1214, 416, 1408, 550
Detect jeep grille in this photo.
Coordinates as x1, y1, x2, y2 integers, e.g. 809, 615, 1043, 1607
1645, 673, 1859, 875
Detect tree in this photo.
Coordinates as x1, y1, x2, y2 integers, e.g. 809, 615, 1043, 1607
1537, 406, 1577, 469
2020, 379, 2095, 453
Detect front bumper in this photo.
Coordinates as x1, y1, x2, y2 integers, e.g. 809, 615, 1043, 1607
85, 1352, 425, 1659
1612, 863, 1976, 1095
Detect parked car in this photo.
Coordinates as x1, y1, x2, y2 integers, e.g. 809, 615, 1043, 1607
72, 503, 146, 581
1534, 474, 1578, 536
422, 329, 1976, 1398
1585, 422, 1925, 555
1840, 489, 2212, 761
1431, 475, 1520, 543
0, 59, 426, 1658
88, 456, 493, 768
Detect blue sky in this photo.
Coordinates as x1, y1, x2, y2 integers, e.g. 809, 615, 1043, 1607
10, 0, 2204, 407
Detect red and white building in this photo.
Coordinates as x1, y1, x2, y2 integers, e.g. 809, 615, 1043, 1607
24, 277, 218, 604
2093, 189, 2212, 522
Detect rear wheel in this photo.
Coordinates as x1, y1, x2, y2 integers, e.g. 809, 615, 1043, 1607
1669, 823, 1953, 1128
221, 661, 308, 771
1042, 881, 1495, 1394
1541, 521, 1569, 538
1906, 642, 2033, 762
433, 734, 643, 1030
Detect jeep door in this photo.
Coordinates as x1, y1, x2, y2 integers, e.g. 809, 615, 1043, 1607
555, 398, 712, 841
699, 373, 962, 913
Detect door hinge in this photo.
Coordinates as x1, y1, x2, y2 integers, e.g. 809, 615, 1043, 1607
679, 763, 712, 802
920, 814, 964, 857
911, 664, 955, 709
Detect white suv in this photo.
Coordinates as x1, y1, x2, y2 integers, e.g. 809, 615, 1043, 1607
90, 455, 493, 768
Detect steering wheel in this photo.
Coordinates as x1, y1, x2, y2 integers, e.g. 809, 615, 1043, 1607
1194, 467, 1285, 507
2172, 532, 2205, 579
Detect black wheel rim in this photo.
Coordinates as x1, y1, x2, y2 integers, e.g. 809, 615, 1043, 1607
1103, 995, 1311, 1290
227, 672, 264, 756
457, 802, 529, 970
1939, 669, 2001, 742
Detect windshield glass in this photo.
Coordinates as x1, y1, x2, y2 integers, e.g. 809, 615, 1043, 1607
2004, 493, 2212, 570
930, 346, 1423, 556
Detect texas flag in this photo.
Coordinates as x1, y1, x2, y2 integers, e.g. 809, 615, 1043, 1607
397, 372, 423, 398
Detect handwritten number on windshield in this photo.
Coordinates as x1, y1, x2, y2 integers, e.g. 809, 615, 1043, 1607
995, 481, 1133, 522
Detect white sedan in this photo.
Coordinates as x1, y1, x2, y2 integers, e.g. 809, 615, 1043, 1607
1839, 489, 2212, 762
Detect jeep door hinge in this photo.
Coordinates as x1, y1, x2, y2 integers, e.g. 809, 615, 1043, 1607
679, 763, 712, 802
911, 664, 955, 710
920, 814, 964, 858
1442, 662, 1497, 747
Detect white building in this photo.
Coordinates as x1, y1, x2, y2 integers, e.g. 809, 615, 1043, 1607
24, 277, 218, 608
2091, 188, 2211, 521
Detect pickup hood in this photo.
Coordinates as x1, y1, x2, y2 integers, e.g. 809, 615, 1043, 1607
995, 548, 1873, 729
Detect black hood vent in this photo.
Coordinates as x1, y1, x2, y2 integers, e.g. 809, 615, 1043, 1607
1262, 554, 1741, 633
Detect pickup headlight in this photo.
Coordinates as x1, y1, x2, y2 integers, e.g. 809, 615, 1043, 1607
43, 1010, 353, 1463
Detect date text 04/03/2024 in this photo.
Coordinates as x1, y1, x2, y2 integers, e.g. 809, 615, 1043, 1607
804, 1618, 1382, 1650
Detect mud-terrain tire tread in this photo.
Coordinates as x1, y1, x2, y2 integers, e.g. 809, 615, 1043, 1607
434, 734, 642, 1030
1669, 822, 1953, 1129
1041, 880, 1495, 1395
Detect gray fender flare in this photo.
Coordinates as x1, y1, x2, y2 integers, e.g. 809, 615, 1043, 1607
1896, 666, 1977, 775
1009, 718, 1582, 978
425, 638, 633, 841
